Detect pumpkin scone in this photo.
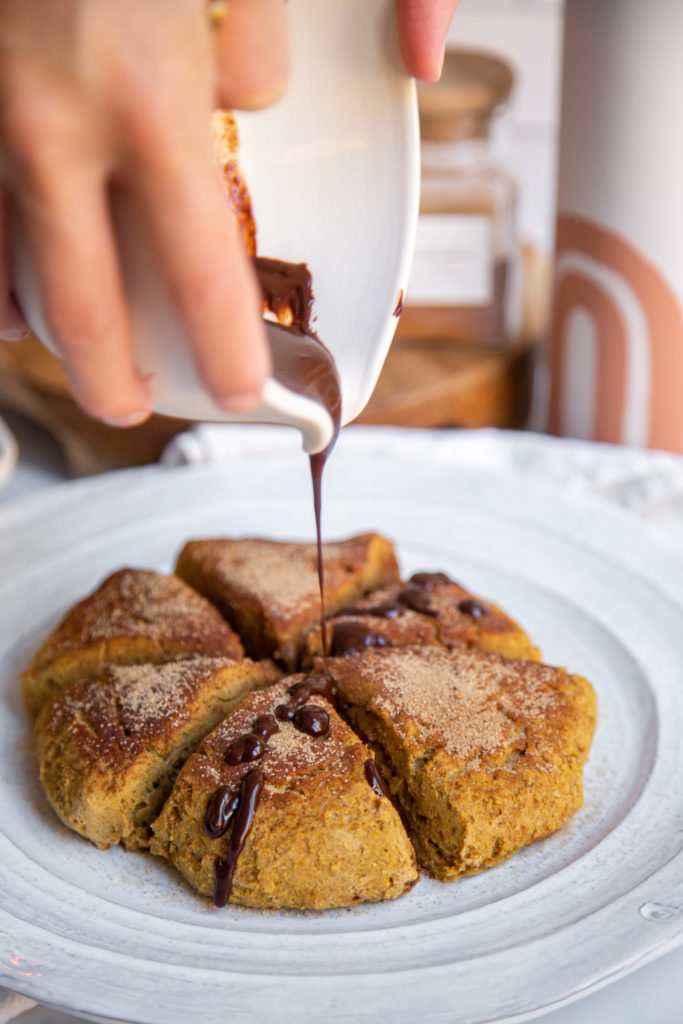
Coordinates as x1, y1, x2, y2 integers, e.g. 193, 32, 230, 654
326, 645, 597, 880
35, 657, 280, 851
304, 571, 540, 666
22, 569, 243, 720
151, 677, 419, 910
175, 533, 400, 669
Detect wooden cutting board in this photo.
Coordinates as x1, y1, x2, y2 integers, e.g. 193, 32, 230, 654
0, 337, 190, 476
356, 335, 537, 429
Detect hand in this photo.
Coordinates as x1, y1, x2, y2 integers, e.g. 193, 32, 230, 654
0, 0, 287, 426
396, 0, 460, 82
0, 0, 457, 429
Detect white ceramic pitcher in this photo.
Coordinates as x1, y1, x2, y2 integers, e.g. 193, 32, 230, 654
10, 0, 419, 454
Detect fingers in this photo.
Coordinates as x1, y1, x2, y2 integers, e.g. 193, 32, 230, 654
396, 0, 460, 82
211, 0, 289, 110
17, 169, 153, 425
0, 188, 29, 340
131, 154, 270, 411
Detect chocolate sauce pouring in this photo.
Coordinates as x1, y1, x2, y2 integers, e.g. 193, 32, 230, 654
208, 264, 343, 908
255, 258, 343, 664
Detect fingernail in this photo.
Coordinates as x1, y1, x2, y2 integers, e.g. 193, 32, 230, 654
218, 392, 263, 414
435, 44, 446, 81
101, 409, 151, 428
0, 327, 31, 342
237, 82, 288, 111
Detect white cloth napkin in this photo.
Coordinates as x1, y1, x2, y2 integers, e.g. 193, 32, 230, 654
162, 424, 683, 547
4, 425, 683, 1023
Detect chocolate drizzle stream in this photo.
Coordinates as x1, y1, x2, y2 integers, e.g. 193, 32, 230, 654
213, 767, 264, 908
210, 260, 343, 906
255, 257, 343, 668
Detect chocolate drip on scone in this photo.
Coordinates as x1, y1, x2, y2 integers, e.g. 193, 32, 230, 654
205, 785, 240, 839
224, 713, 280, 765
397, 584, 440, 618
458, 599, 490, 618
330, 621, 390, 656
328, 572, 456, 653
397, 572, 454, 618
409, 571, 452, 587
364, 759, 391, 799
213, 768, 264, 908
275, 673, 335, 721
292, 705, 329, 737
363, 758, 411, 834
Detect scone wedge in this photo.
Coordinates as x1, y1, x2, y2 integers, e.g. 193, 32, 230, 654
175, 533, 400, 669
151, 677, 419, 910
327, 645, 597, 880
22, 569, 243, 720
304, 572, 540, 665
35, 657, 280, 851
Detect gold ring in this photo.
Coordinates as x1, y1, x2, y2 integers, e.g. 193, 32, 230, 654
208, 0, 228, 28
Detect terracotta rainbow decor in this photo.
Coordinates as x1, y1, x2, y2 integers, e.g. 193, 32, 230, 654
549, 0, 683, 454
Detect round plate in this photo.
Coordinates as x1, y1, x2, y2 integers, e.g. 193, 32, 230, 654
1, 441, 683, 1024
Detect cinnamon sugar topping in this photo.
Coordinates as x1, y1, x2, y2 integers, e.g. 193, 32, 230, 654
338, 647, 558, 760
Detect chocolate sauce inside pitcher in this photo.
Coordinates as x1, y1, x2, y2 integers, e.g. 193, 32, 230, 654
255, 258, 342, 665
254, 256, 315, 328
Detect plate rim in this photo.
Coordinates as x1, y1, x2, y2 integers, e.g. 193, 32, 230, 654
2, 449, 683, 1024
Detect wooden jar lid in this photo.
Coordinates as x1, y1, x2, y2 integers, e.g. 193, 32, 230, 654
418, 49, 514, 140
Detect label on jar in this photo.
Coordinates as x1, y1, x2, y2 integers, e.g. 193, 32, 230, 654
407, 213, 493, 306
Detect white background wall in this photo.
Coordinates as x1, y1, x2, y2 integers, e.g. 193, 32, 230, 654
446, 0, 564, 254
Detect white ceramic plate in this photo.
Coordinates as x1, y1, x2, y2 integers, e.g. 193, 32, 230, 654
1, 444, 683, 1024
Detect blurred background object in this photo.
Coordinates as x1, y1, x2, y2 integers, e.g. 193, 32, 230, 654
358, 0, 561, 430
397, 49, 519, 351
547, 0, 683, 455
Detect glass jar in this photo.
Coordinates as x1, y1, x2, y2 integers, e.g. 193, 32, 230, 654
398, 50, 520, 351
